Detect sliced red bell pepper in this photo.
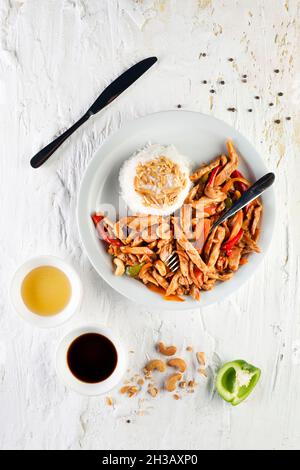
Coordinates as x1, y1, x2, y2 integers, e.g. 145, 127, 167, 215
91, 214, 122, 246
207, 165, 222, 186
222, 228, 243, 256
230, 170, 248, 193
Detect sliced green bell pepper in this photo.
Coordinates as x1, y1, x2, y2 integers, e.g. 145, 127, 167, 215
126, 263, 144, 278
216, 360, 261, 406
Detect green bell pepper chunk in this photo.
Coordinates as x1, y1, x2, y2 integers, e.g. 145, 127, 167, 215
216, 360, 261, 406
126, 263, 144, 278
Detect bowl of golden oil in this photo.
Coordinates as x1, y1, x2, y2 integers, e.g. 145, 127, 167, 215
10, 256, 82, 327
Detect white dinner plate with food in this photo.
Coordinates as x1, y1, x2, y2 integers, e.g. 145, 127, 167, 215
77, 111, 275, 310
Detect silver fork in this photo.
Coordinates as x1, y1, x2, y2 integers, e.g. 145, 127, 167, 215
165, 172, 275, 273
165, 252, 180, 273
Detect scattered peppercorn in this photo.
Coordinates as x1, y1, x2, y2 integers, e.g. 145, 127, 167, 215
248, 109, 253, 112
126, 420, 131, 423
202, 80, 207, 84
255, 96, 260, 100
269, 102, 274, 106
220, 80, 225, 85
210, 89, 215, 93
199, 52, 207, 57
228, 58, 234, 62
242, 79, 247, 83
227, 107, 236, 112
274, 69, 280, 73
274, 119, 281, 124
242, 74, 247, 78
177, 104, 182, 108
286, 116, 291, 120
278, 92, 283, 96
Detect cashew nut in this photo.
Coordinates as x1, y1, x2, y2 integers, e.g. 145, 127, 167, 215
167, 357, 187, 373
196, 352, 206, 366
165, 372, 182, 392
145, 359, 166, 373
113, 258, 125, 276
154, 260, 167, 277
157, 341, 177, 356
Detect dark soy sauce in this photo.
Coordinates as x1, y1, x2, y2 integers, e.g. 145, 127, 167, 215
67, 333, 118, 383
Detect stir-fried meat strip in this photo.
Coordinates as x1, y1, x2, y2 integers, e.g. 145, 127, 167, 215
214, 140, 238, 186
173, 220, 208, 273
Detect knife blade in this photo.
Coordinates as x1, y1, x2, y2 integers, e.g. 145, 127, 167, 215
30, 56, 158, 168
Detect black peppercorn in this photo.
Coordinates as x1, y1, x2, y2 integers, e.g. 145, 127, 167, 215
269, 102, 274, 106
274, 69, 280, 73
220, 80, 225, 85
255, 96, 260, 100
228, 58, 234, 62
274, 119, 281, 124
177, 104, 182, 108
202, 80, 207, 84
278, 92, 283, 96
242, 74, 247, 78
286, 116, 291, 120
210, 89, 215, 93
248, 109, 253, 112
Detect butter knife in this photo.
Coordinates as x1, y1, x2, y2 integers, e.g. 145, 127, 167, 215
30, 56, 158, 168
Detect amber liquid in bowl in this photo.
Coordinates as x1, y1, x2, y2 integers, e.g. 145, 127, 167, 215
21, 265, 71, 316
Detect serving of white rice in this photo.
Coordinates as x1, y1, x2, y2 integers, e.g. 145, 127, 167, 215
119, 144, 192, 216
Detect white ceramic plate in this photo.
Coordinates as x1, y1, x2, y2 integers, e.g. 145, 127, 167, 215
77, 111, 275, 310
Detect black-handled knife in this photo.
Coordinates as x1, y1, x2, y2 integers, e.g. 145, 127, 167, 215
30, 56, 158, 168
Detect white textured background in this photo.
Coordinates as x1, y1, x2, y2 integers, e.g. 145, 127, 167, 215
0, 0, 300, 450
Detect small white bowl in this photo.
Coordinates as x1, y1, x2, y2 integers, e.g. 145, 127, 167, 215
56, 325, 127, 395
10, 255, 82, 328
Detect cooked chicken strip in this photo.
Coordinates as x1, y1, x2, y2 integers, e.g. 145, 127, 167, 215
215, 140, 238, 186
166, 272, 181, 296
152, 269, 169, 290
207, 226, 226, 268
176, 244, 190, 278
228, 246, 242, 271
251, 206, 262, 236
190, 156, 223, 182
173, 221, 208, 273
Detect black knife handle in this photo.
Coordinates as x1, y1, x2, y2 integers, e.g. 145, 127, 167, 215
30, 112, 90, 168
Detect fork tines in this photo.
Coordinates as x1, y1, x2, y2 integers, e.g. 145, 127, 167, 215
165, 253, 180, 273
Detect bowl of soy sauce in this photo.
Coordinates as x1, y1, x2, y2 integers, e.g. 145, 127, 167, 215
56, 325, 127, 395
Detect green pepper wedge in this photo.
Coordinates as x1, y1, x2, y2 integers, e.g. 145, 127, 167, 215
216, 360, 261, 406
126, 263, 144, 278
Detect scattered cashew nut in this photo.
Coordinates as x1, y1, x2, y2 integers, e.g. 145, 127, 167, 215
165, 372, 182, 392
196, 352, 206, 366
113, 258, 125, 276
157, 341, 177, 356
167, 357, 187, 373
154, 260, 167, 277
145, 359, 166, 373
